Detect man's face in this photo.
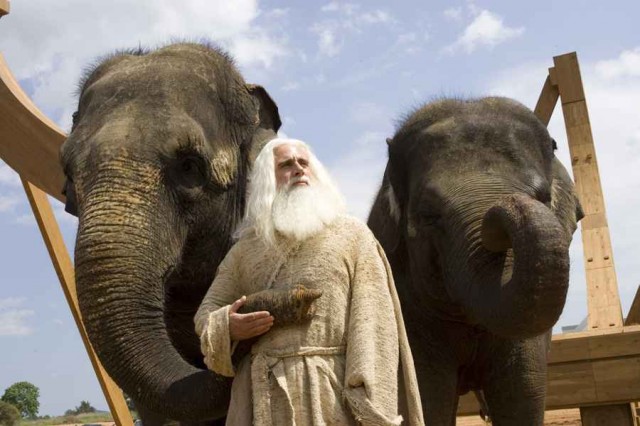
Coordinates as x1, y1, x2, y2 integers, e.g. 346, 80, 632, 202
273, 143, 313, 190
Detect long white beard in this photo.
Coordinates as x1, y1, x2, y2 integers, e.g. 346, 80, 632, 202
272, 183, 343, 242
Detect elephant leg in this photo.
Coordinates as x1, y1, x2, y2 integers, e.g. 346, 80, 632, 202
135, 400, 173, 426
409, 325, 460, 426
481, 334, 547, 426
136, 400, 225, 426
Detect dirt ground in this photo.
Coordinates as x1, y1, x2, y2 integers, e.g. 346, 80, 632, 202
457, 408, 582, 425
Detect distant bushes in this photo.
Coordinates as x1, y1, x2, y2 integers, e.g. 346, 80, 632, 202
0, 400, 20, 426
65, 400, 96, 416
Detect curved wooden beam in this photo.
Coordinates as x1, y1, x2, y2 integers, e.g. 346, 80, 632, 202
0, 52, 67, 202
0, 1, 10, 17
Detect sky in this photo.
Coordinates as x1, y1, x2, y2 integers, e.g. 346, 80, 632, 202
1, 0, 639, 417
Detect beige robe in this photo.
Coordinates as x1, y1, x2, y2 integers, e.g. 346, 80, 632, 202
195, 215, 424, 426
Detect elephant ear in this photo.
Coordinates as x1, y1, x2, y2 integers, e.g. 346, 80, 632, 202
246, 84, 282, 163
550, 156, 584, 239
368, 166, 403, 253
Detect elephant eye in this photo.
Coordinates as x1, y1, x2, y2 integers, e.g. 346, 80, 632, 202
417, 212, 442, 227
168, 153, 209, 194
178, 156, 207, 188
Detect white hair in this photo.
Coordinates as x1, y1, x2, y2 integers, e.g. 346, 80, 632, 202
236, 138, 346, 245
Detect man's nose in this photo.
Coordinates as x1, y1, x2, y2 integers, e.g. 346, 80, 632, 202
293, 162, 304, 175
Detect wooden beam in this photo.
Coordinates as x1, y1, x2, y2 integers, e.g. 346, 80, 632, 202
533, 73, 559, 126
21, 178, 133, 426
580, 404, 634, 426
0, 52, 67, 202
0, 0, 9, 17
553, 52, 623, 330
457, 326, 640, 415
625, 285, 640, 325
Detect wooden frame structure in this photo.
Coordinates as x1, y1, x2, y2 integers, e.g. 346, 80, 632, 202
0, 5, 637, 422
0, 7, 133, 426
457, 53, 640, 424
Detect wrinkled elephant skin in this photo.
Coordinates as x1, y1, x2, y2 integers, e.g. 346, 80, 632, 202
61, 43, 281, 424
368, 97, 582, 426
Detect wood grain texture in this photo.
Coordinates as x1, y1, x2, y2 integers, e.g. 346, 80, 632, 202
0, 53, 67, 202
554, 52, 623, 330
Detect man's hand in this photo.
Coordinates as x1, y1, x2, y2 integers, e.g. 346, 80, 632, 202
229, 296, 274, 341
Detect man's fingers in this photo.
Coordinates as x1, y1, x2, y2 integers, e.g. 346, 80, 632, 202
229, 295, 247, 313
237, 311, 271, 322
249, 316, 274, 329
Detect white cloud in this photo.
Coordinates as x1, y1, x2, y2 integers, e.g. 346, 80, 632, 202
0, 161, 22, 188
358, 10, 391, 25
486, 52, 640, 330
595, 47, 640, 79
281, 81, 300, 92
0, 297, 34, 336
225, 31, 288, 69
0, 0, 289, 128
0, 194, 21, 212
349, 102, 390, 126
445, 10, 524, 54
321, 2, 359, 15
312, 23, 343, 57
0, 297, 27, 310
313, 3, 393, 57
265, 8, 289, 19
15, 214, 36, 226
330, 131, 389, 220
443, 7, 463, 21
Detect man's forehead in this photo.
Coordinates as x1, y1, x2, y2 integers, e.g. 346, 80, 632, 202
273, 143, 309, 160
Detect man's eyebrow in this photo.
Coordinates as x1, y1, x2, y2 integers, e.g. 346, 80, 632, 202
277, 158, 295, 167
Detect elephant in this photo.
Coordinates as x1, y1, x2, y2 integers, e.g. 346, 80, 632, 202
367, 97, 583, 425
60, 42, 283, 425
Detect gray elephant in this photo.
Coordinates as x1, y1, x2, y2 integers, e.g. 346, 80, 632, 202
368, 97, 583, 425
60, 43, 283, 425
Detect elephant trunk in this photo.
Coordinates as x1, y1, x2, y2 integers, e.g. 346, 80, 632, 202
467, 193, 570, 338
75, 175, 230, 421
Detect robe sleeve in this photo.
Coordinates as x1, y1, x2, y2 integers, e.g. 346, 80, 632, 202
343, 225, 424, 426
194, 242, 243, 377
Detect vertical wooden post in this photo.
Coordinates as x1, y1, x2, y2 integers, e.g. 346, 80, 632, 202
21, 178, 134, 426
552, 52, 623, 330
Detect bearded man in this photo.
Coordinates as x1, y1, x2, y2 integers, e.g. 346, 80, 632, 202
194, 138, 424, 425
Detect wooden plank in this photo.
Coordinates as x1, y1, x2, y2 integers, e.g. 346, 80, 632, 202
456, 327, 640, 415
458, 357, 640, 415
0, 0, 9, 17
580, 404, 635, 426
0, 52, 67, 202
21, 178, 133, 426
625, 285, 640, 325
554, 52, 623, 330
547, 361, 598, 407
534, 73, 559, 126
553, 52, 586, 104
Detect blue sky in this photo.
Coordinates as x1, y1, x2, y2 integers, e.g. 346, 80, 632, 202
1, 0, 639, 416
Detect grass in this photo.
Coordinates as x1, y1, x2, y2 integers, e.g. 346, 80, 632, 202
20, 412, 115, 426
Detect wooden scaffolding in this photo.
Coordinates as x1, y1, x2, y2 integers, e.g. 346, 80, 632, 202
1, 5, 638, 424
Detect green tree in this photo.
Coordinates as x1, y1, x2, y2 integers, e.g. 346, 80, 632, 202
0, 400, 21, 426
74, 400, 96, 414
1, 382, 40, 419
